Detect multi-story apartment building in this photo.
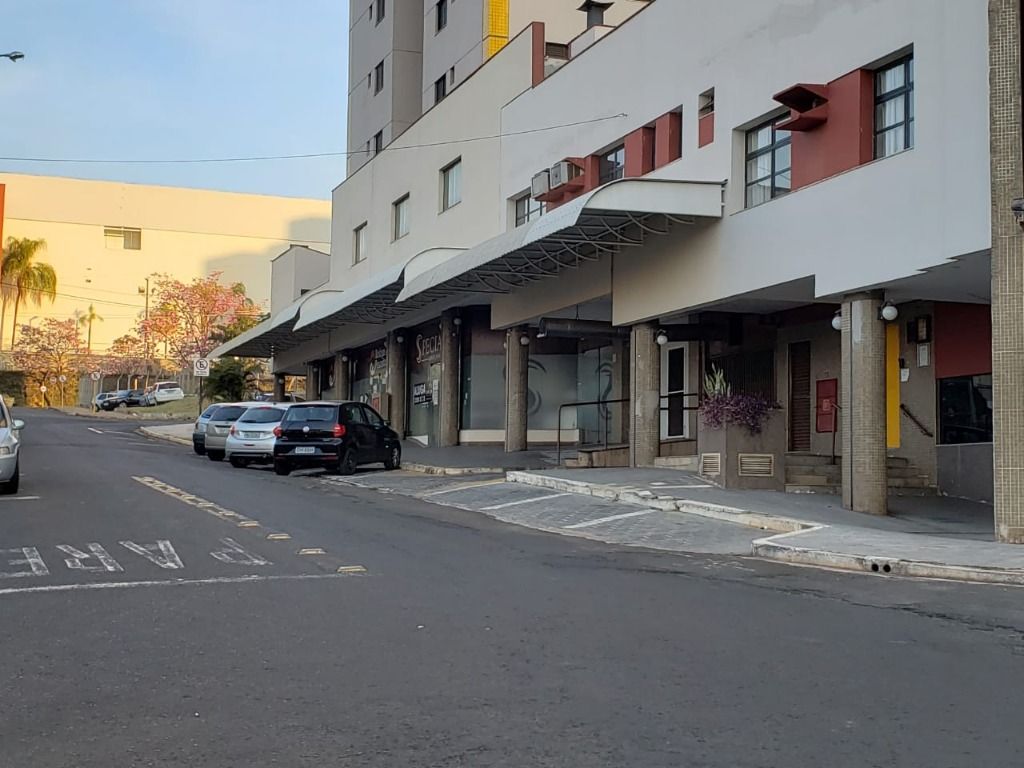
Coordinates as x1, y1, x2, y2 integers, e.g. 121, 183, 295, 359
219, 0, 1007, 528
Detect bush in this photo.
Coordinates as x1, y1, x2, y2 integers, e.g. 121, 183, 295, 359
699, 366, 776, 435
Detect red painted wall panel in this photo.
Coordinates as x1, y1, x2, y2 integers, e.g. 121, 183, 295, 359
789, 70, 874, 189
934, 303, 992, 379
654, 112, 682, 167
698, 112, 715, 148
624, 127, 655, 177
816, 378, 838, 433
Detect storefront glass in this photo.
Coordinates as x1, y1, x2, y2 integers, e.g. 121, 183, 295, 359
408, 320, 442, 443
461, 318, 505, 430
351, 341, 388, 413
938, 374, 993, 444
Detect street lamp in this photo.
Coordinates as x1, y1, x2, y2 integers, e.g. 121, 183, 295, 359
1, 52, 25, 62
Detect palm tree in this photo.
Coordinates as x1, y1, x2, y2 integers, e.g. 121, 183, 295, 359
77, 304, 103, 353
7, 241, 57, 351
0, 237, 48, 351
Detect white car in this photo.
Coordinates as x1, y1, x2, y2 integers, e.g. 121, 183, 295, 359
93, 392, 120, 412
151, 381, 185, 404
225, 404, 287, 468
0, 401, 25, 494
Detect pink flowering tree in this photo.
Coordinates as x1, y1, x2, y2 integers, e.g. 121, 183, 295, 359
12, 318, 88, 406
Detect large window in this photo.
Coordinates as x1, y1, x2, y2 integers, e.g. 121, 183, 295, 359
374, 60, 385, 94
353, 223, 367, 264
434, 74, 447, 104
375, 0, 385, 24
441, 159, 461, 211
104, 226, 142, 250
875, 55, 914, 158
745, 115, 791, 207
939, 374, 993, 444
514, 194, 543, 227
436, 0, 448, 32
393, 194, 410, 240
599, 145, 625, 184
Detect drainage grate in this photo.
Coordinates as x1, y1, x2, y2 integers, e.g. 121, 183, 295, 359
699, 452, 722, 477
738, 453, 774, 477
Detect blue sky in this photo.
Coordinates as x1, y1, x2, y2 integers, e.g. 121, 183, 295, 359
0, 0, 349, 199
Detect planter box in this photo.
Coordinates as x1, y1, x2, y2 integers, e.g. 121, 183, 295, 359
698, 411, 784, 491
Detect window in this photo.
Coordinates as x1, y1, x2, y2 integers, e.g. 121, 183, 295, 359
374, 60, 385, 94
434, 74, 447, 104
373, 130, 383, 155
699, 88, 715, 117
393, 194, 410, 240
239, 407, 286, 424
745, 114, 791, 207
441, 159, 461, 210
514, 194, 543, 227
353, 223, 368, 264
104, 226, 142, 250
361, 405, 386, 427
939, 374, 993, 444
341, 403, 366, 424
875, 55, 914, 158
436, 0, 448, 32
449, 66, 455, 85
599, 145, 625, 184
375, 0, 385, 24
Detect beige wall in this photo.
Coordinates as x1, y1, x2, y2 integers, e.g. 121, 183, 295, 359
776, 318, 843, 458
0, 173, 331, 352
270, 246, 331, 316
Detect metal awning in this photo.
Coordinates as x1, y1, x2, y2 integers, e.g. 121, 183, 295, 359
397, 179, 723, 303
208, 296, 318, 359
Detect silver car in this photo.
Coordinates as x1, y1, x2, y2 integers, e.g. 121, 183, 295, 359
0, 401, 24, 494
192, 403, 221, 455
203, 403, 250, 462
225, 404, 287, 468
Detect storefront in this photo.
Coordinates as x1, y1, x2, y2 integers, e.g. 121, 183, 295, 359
350, 340, 389, 414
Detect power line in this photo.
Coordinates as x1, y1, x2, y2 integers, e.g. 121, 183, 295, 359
0, 114, 628, 165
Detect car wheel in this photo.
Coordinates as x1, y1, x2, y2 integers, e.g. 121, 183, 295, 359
229, 456, 248, 469
193, 443, 206, 456
207, 450, 225, 462
338, 449, 358, 476
0, 460, 19, 495
384, 446, 401, 471
274, 460, 291, 476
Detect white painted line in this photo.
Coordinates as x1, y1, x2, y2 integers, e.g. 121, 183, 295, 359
564, 510, 655, 529
87, 427, 104, 434
0, 572, 364, 597
0, 495, 40, 502
650, 484, 713, 490
421, 479, 506, 497
480, 492, 571, 511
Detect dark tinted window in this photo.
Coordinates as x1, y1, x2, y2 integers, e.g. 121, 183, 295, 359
211, 406, 247, 421
239, 407, 285, 424
362, 405, 385, 427
939, 374, 993, 444
158, 382, 180, 390
284, 405, 337, 423
340, 404, 366, 424
201, 405, 219, 419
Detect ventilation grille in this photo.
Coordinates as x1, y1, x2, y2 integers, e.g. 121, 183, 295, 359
699, 452, 722, 477
738, 453, 775, 477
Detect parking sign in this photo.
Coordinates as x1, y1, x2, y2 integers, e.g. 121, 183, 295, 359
193, 358, 210, 378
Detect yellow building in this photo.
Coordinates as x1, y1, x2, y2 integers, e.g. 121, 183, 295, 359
0, 172, 331, 352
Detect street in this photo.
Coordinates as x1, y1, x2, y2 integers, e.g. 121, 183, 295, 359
3, 410, 1024, 767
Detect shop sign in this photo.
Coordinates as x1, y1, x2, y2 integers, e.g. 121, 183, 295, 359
413, 382, 431, 406
415, 333, 442, 365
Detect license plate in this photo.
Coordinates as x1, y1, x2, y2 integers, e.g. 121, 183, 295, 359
242, 432, 266, 439
295, 446, 315, 455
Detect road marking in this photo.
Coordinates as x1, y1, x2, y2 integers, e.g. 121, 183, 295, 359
480, 492, 571, 511
564, 510, 655, 529
650, 484, 713, 490
209, 538, 271, 566
266, 533, 292, 541
0, 572, 366, 597
0, 496, 40, 502
298, 547, 326, 556
119, 540, 184, 570
56, 543, 124, 573
0, 547, 50, 578
420, 479, 506, 497
132, 476, 260, 528
87, 427, 104, 434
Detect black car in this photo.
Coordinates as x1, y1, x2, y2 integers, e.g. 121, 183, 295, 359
99, 390, 131, 411
124, 389, 145, 407
272, 401, 401, 476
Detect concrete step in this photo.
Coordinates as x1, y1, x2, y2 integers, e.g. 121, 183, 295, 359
786, 484, 840, 495
654, 456, 698, 470
785, 453, 833, 466
887, 476, 932, 488
785, 464, 840, 479
886, 456, 910, 468
889, 485, 938, 497
785, 474, 837, 486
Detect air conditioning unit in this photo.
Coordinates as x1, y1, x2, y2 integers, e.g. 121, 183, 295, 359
531, 170, 551, 198
549, 160, 572, 188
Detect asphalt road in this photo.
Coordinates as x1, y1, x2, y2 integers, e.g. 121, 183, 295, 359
4, 409, 1024, 767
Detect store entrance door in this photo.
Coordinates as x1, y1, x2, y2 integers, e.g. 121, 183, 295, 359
408, 325, 443, 445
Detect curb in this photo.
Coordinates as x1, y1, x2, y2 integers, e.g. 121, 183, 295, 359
403, 462, 516, 476
506, 471, 808, 534
138, 426, 192, 447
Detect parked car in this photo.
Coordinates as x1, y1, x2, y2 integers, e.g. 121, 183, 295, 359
152, 381, 185, 404
203, 403, 250, 462
124, 389, 145, 407
272, 401, 400, 476
93, 392, 120, 412
99, 390, 132, 411
254, 392, 305, 403
225, 404, 287, 468
192, 403, 221, 456
139, 385, 157, 406
0, 401, 24, 494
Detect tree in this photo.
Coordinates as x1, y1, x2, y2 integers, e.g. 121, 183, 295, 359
106, 334, 148, 389
206, 358, 261, 402
77, 304, 104, 353
4, 238, 58, 351
11, 318, 85, 407
136, 273, 259, 370
0, 237, 53, 351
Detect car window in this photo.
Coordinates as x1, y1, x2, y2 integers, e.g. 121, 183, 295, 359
200, 405, 219, 418
340, 404, 366, 424
211, 406, 247, 421
362, 405, 385, 427
239, 407, 285, 424
284, 405, 336, 423
0, 403, 9, 429
158, 382, 180, 391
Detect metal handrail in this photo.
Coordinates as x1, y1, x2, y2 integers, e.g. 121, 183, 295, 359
556, 398, 628, 465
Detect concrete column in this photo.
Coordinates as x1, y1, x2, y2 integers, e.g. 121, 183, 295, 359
335, 352, 351, 400
630, 322, 660, 467
612, 337, 630, 445
438, 312, 460, 447
840, 292, 887, 515
273, 374, 286, 401
505, 327, 529, 452
991, 0, 1024, 542
304, 364, 317, 400
387, 332, 407, 437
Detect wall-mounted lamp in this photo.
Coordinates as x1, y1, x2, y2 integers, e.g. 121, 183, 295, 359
519, 334, 530, 346
340, 354, 349, 363
879, 301, 899, 323
396, 335, 405, 344
655, 331, 669, 346
452, 316, 462, 326
831, 311, 842, 331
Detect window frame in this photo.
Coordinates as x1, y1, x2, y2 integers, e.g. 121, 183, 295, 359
373, 130, 383, 155
436, 0, 448, 32
434, 74, 447, 104
598, 145, 625, 185
374, 60, 385, 94
744, 114, 792, 208
353, 223, 368, 265
514, 193, 543, 227
103, 226, 142, 250
441, 158, 462, 211
392, 194, 410, 241
874, 55, 914, 159
375, 0, 385, 25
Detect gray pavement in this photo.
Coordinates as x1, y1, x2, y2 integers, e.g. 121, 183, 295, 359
10, 410, 1024, 765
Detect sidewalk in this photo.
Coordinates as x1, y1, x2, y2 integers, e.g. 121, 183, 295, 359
139, 423, 192, 446
400, 441, 558, 474
507, 467, 1024, 586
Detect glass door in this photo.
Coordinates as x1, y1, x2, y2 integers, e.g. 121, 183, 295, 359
660, 342, 690, 439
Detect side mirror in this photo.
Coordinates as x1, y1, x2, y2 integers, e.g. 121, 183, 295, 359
12, 419, 25, 431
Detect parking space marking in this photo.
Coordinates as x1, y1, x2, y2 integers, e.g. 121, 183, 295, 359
480, 492, 571, 511
0, 496, 40, 502
420, 479, 506, 497
132, 476, 260, 528
564, 510, 655, 529
87, 427, 104, 434
0, 572, 365, 598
